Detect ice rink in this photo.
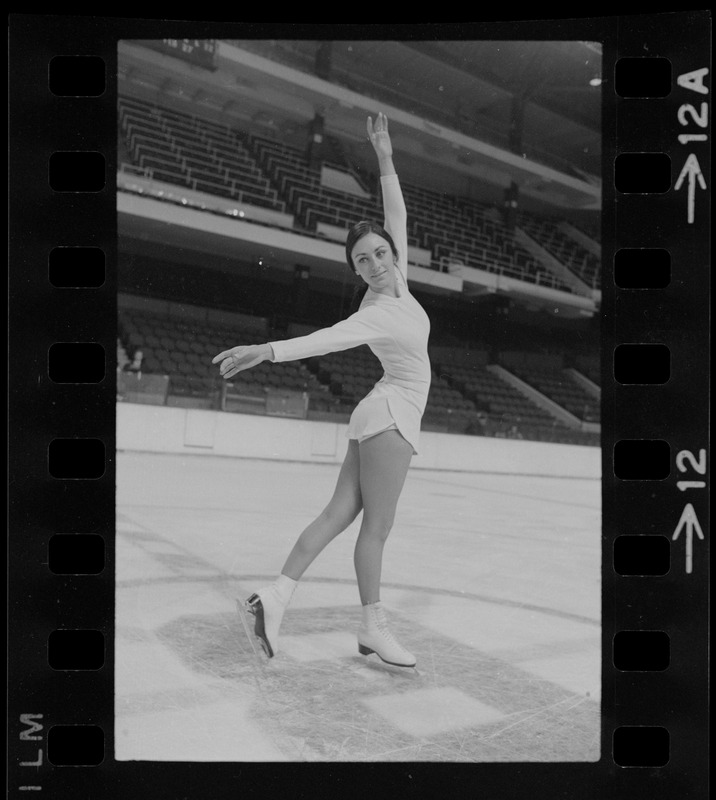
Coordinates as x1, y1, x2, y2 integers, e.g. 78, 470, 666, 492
115, 449, 601, 763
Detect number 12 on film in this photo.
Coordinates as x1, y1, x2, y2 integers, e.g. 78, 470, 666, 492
673, 448, 707, 574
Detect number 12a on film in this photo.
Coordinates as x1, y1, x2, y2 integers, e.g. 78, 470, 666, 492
675, 67, 709, 225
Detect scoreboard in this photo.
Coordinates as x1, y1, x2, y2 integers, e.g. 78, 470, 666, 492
143, 39, 217, 71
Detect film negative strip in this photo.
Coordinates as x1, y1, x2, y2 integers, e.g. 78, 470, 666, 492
8, 13, 710, 799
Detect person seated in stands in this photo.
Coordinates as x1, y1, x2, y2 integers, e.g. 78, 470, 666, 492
466, 412, 487, 436
123, 348, 144, 374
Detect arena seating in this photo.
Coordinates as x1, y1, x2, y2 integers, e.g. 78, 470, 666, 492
517, 212, 601, 289
242, 132, 576, 294
505, 364, 600, 423
439, 361, 564, 432
119, 96, 285, 211
118, 299, 600, 446
404, 186, 574, 292
574, 355, 600, 387
119, 306, 326, 401
571, 218, 601, 245
118, 94, 598, 294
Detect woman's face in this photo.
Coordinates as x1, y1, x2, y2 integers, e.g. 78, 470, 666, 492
351, 232, 397, 295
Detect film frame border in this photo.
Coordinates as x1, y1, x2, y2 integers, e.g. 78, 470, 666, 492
7, 13, 710, 799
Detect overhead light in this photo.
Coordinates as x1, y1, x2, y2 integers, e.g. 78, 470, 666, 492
589, 77, 602, 87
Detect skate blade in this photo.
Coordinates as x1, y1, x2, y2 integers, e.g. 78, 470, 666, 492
247, 595, 275, 658
358, 643, 417, 669
235, 599, 269, 665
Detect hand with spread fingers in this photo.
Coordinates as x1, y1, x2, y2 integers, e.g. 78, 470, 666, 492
212, 343, 273, 380
367, 112, 392, 159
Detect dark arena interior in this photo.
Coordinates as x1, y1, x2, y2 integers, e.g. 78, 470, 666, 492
116, 38, 603, 447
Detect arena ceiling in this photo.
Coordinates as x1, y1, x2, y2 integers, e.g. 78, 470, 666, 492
119, 38, 602, 212
235, 39, 602, 178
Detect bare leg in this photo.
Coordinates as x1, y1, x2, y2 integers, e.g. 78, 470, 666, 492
353, 430, 413, 605
280, 440, 363, 580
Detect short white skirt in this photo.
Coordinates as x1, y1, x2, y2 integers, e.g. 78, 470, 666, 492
346, 396, 398, 444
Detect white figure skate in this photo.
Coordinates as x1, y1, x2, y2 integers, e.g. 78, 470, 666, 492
357, 602, 416, 668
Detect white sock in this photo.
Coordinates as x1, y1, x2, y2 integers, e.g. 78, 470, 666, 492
274, 573, 298, 604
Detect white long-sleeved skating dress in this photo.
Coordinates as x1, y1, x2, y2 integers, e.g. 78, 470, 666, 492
269, 174, 431, 454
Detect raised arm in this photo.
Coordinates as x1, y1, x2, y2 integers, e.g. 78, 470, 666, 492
367, 113, 408, 277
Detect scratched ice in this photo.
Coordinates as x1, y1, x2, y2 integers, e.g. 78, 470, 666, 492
116, 451, 601, 762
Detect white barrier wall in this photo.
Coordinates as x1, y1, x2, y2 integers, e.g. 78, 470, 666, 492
117, 404, 601, 479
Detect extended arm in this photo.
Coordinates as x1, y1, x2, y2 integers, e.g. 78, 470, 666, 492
212, 306, 386, 379
269, 306, 386, 363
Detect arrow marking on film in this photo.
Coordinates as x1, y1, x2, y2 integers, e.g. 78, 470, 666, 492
672, 502, 705, 574
674, 153, 707, 224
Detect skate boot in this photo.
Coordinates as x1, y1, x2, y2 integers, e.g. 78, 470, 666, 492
357, 601, 416, 668
244, 574, 297, 658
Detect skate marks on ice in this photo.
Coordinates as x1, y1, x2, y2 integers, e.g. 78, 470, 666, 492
154, 603, 599, 763
115, 456, 600, 762
116, 516, 598, 761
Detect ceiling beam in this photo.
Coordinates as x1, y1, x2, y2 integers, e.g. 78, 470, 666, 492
402, 41, 600, 133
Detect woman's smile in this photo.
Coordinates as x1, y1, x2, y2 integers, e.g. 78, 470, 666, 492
350, 226, 399, 296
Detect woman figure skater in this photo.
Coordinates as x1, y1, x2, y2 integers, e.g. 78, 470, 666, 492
213, 113, 430, 668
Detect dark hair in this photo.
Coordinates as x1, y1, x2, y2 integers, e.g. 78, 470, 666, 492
344, 220, 398, 275
344, 220, 400, 312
